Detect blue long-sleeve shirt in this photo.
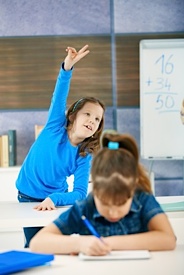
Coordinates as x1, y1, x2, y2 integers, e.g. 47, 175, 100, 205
16, 64, 92, 206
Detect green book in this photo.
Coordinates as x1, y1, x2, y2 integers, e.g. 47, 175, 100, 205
8, 129, 17, 166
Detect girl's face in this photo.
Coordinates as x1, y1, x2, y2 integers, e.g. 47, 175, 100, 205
71, 102, 104, 139
94, 195, 133, 222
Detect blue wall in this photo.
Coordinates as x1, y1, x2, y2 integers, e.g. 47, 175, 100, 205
0, 0, 184, 196
1, 0, 183, 35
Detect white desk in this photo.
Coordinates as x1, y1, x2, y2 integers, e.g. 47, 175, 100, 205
0, 202, 70, 228
0, 202, 71, 250
6, 245, 184, 275
0, 201, 184, 248
0, 200, 183, 229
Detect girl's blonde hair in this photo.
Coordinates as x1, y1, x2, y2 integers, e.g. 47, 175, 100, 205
66, 97, 105, 156
91, 132, 152, 205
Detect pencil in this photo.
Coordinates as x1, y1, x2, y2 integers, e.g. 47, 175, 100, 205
81, 215, 101, 239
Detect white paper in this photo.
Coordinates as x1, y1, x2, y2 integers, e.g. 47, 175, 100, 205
79, 250, 150, 261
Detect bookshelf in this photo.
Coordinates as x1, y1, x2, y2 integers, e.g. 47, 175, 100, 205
0, 124, 41, 168
0, 130, 17, 167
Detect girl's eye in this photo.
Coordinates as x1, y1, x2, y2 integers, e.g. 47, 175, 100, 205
96, 118, 100, 122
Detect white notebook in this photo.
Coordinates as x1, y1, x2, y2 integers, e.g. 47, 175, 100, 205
79, 250, 150, 261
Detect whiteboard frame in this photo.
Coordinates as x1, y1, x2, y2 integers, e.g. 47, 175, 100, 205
140, 38, 184, 160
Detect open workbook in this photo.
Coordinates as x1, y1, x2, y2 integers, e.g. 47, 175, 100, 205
79, 250, 150, 261
0, 250, 54, 275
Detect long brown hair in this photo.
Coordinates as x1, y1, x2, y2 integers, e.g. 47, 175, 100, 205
91, 132, 152, 205
66, 97, 105, 156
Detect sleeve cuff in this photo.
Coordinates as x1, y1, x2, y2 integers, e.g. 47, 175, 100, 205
62, 62, 73, 71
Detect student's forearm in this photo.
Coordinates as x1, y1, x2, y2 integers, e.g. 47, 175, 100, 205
30, 232, 81, 254
105, 231, 176, 251
49, 190, 87, 206
30, 231, 111, 256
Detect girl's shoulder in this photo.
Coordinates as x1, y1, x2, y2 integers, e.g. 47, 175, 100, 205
134, 190, 153, 199
133, 190, 158, 208
133, 190, 163, 214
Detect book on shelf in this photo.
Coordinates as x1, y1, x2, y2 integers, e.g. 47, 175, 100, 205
35, 125, 44, 139
0, 135, 9, 167
8, 129, 17, 166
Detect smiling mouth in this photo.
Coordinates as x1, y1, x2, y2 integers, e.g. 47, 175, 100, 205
85, 125, 92, 131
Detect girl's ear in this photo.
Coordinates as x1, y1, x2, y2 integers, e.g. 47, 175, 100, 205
68, 114, 72, 122
68, 113, 74, 123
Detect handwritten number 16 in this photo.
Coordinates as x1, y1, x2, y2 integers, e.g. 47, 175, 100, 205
155, 54, 174, 74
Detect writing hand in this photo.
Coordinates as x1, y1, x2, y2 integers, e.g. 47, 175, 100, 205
64, 44, 90, 71
79, 236, 111, 256
33, 197, 56, 211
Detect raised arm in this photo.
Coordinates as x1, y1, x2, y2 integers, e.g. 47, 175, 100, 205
46, 45, 90, 128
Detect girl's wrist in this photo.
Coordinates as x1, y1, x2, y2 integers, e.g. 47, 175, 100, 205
63, 60, 73, 71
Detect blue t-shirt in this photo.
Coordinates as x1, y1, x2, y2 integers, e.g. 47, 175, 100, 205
16, 64, 92, 206
53, 191, 164, 236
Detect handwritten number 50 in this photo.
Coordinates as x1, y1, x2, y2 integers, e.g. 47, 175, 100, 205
156, 95, 174, 110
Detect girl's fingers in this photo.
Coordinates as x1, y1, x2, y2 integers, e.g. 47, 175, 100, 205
66, 45, 89, 57
33, 203, 56, 211
78, 44, 89, 53
66, 47, 77, 53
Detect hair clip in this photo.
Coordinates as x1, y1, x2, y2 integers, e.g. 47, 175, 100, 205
72, 98, 83, 112
108, 141, 119, 150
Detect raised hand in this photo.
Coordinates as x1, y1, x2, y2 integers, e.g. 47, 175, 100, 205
64, 44, 90, 71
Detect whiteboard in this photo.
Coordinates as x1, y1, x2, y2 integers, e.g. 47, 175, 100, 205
140, 39, 184, 159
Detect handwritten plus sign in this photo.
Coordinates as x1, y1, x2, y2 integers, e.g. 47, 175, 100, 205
146, 78, 153, 86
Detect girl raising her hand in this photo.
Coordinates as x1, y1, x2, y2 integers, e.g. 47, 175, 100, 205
16, 45, 105, 247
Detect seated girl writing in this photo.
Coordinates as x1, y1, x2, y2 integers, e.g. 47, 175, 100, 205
30, 132, 176, 255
